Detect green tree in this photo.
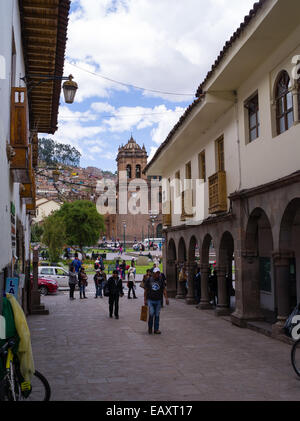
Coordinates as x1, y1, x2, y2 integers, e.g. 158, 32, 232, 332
56, 200, 105, 258
42, 214, 66, 263
31, 224, 44, 243
38, 138, 81, 167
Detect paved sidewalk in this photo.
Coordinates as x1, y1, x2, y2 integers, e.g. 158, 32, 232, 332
27, 285, 300, 401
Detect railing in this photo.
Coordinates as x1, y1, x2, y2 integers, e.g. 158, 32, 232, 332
208, 171, 227, 214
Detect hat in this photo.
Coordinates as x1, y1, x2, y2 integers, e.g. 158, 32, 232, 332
153, 267, 160, 273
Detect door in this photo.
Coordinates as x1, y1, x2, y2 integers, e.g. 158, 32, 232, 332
55, 268, 69, 287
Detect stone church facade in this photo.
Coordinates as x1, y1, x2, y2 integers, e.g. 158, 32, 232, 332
104, 136, 162, 245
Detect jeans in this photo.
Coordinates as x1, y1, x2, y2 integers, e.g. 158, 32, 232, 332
148, 299, 162, 331
80, 285, 86, 297
95, 283, 103, 297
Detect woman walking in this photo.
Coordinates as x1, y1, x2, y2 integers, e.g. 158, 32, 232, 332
69, 264, 78, 300
127, 266, 137, 299
78, 266, 88, 299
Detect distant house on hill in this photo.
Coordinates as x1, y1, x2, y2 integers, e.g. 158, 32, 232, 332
33, 198, 62, 224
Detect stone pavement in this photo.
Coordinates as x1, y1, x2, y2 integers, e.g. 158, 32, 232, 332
27, 284, 300, 401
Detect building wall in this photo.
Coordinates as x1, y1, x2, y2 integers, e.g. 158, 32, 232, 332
0, 0, 31, 304
160, 20, 300, 229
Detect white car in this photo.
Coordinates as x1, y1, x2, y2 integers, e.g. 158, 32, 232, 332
38, 266, 70, 288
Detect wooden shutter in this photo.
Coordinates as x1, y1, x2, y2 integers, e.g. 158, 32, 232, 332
10, 88, 28, 147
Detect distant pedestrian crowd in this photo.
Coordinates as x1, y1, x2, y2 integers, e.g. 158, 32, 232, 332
67, 252, 169, 334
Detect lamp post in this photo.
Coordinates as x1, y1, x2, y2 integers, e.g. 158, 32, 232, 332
149, 212, 158, 251
123, 221, 126, 253
21, 74, 78, 104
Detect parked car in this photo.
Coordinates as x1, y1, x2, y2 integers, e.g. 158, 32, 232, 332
30, 275, 58, 296
38, 266, 70, 288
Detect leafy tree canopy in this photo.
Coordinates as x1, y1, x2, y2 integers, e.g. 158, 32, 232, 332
38, 138, 81, 167
56, 200, 105, 257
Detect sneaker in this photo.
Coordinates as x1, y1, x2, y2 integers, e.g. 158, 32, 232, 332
154, 330, 161, 334
128, 297, 132, 299
94, 296, 98, 299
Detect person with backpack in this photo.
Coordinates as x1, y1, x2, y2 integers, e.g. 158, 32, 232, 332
78, 267, 88, 299
106, 270, 124, 319
72, 253, 82, 273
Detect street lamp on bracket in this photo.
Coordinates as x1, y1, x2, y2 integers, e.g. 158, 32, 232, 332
21, 74, 78, 104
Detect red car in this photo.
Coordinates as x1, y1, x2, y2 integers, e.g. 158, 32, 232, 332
30, 275, 58, 296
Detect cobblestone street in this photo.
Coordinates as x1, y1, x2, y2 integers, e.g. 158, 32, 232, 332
27, 285, 300, 401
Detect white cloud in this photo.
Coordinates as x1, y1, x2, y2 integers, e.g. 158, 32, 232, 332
66, 0, 256, 103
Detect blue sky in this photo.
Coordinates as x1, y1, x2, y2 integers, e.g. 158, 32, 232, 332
45, 0, 256, 172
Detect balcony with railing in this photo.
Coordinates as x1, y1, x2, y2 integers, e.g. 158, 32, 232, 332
208, 171, 227, 214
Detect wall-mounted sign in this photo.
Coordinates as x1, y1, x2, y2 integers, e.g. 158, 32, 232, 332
5, 277, 19, 299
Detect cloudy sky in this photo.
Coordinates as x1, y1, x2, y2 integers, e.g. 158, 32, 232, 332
46, 0, 256, 171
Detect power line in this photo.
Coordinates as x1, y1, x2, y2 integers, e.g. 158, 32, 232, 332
59, 110, 184, 120
67, 61, 196, 97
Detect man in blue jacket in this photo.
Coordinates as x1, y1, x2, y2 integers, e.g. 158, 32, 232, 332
72, 253, 82, 273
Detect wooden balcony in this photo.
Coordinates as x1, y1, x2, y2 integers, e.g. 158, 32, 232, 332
10, 88, 30, 183
208, 171, 227, 214
163, 213, 172, 227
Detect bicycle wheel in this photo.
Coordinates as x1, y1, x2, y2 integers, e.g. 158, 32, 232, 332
291, 340, 300, 377
24, 371, 51, 401
1, 363, 22, 401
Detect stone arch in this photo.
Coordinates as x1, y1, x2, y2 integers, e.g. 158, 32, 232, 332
166, 238, 177, 298
201, 233, 213, 266
186, 235, 199, 304
277, 198, 300, 311
176, 237, 187, 299
245, 207, 274, 317
218, 231, 235, 314
178, 237, 187, 263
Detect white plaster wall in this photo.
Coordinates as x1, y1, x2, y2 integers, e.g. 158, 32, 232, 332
0, 0, 29, 270
238, 23, 300, 190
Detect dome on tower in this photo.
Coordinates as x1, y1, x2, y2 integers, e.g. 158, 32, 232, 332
122, 135, 143, 151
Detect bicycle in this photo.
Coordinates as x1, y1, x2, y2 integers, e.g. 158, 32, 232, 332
0, 336, 51, 401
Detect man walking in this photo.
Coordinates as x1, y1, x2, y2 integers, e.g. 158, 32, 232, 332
144, 267, 169, 335
107, 270, 124, 319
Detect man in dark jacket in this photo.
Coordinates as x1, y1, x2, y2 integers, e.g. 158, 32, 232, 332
107, 270, 124, 319
144, 267, 169, 334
